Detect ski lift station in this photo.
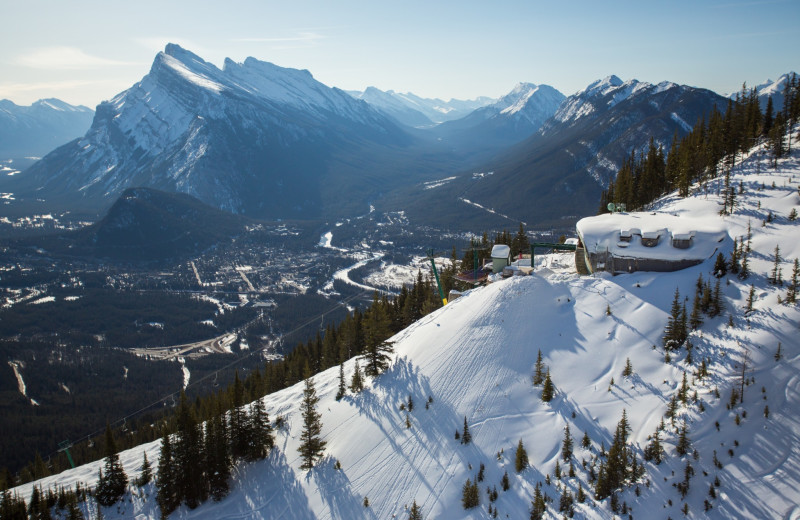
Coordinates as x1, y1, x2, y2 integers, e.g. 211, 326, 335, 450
574, 209, 727, 275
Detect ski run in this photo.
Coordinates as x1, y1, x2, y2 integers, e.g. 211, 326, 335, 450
11, 141, 800, 519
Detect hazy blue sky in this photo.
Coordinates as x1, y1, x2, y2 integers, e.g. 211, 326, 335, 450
1, 0, 797, 107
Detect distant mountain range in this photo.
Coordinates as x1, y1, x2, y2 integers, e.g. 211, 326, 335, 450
395, 75, 726, 230
12, 44, 430, 220
6, 44, 773, 231
0, 98, 93, 158
346, 88, 495, 127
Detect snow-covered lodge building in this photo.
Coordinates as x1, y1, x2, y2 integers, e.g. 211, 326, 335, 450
575, 210, 727, 275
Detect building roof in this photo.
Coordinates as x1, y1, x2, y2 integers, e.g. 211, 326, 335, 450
491, 244, 511, 258
576, 210, 727, 262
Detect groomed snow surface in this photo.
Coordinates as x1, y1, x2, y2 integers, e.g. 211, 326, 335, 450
14, 141, 800, 519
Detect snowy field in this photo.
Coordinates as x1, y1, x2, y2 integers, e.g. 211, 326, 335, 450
13, 141, 800, 519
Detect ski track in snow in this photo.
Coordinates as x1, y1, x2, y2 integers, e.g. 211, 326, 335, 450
11, 134, 800, 519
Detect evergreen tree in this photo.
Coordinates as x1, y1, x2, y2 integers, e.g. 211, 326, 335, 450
729, 238, 740, 274
298, 371, 326, 470
644, 429, 664, 464
364, 341, 394, 378
581, 431, 591, 449
349, 360, 364, 393
137, 452, 152, 487
561, 425, 573, 461
745, 284, 756, 314
229, 371, 248, 461
156, 432, 178, 518
622, 357, 634, 377
711, 278, 724, 317
204, 405, 231, 501
461, 417, 472, 445
663, 287, 686, 349
763, 95, 774, 137
95, 423, 128, 507
408, 500, 422, 520
739, 222, 752, 279
770, 244, 783, 286
558, 487, 574, 515
246, 397, 274, 461
533, 349, 545, 385
66, 493, 84, 520
541, 370, 555, 402
530, 483, 546, 520
511, 223, 530, 258
461, 478, 479, 509
335, 363, 346, 400
515, 439, 529, 473
786, 258, 799, 304
676, 420, 691, 456
501, 470, 510, 491
174, 391, 206, 508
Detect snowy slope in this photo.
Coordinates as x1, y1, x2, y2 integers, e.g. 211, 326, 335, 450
14, 138, 800, 519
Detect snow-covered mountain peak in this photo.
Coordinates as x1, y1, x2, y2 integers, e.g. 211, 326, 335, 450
580, 74, 624, 97
494, 83, 565, 118
554, 76, 652, 124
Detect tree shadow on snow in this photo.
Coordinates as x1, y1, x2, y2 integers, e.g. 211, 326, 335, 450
311, 456, 378, 520
223, 449, 316, 519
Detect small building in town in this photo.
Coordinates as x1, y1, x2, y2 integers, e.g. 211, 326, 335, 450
491, 244, 512, 273
575, 211, 727, 275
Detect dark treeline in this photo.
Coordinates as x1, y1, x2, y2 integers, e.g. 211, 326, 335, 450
1, 262, 459, 493
601, 75, 800, 212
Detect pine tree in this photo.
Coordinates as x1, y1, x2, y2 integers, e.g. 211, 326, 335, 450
663, 287, 684, 350
561, 425, 573, 461
349, 360, 364, 392
558, 487, 574, 515
713, 252, 727, 278
137, 452, 152, 487
156, 432, 178, 518
335, 363, 346, 400
408, 500, 422, 520
95, 423, 128, 507
745, 284, 756, 313
461, 478, 479, 509
461, 417, 472, 445
298, 371, 326, 470
174, 391, 206, 508
786, 258, 799, 304
644, 429, 664, 464
530, 483, 546, 520
205, 405, 231, 501
739, 222, 752, 279
515, 439, 528, 473
770, 244, 783, 286
541, 370, 555, 402
66, 493, 84, 520
581, 431, 591, 449
533, 349, 545, 385
676, 420, 691, 456
229, 371, 248, 461
622, 357, 634, 377
364, 341, 394, 378
711, 278, 724, 317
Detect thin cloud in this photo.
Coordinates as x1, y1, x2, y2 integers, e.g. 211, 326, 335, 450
15, 47, 134, 70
